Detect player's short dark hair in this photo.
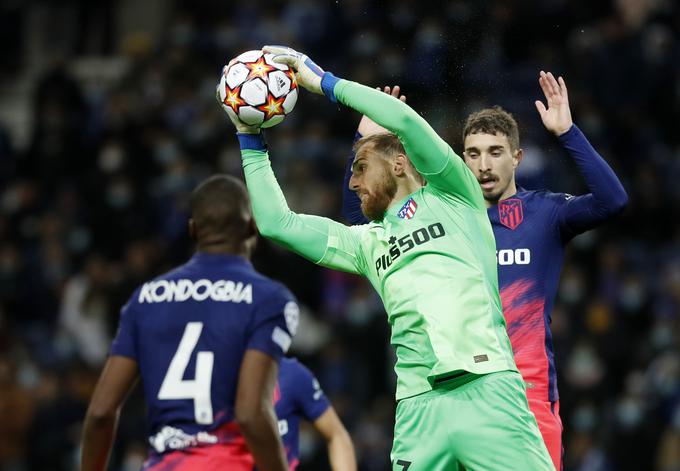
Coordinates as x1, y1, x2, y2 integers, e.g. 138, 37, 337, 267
190, 175, 251, 242
463, 106, 520, 151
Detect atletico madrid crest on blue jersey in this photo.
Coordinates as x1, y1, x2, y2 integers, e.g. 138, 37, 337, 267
397, 197, 418, 219
498, 198, 524, 230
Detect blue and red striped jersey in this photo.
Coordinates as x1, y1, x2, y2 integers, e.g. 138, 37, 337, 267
110, 251, 298, 460
490, 189, 572, 401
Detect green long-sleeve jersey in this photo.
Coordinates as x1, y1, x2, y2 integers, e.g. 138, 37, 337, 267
240, 79, 517, 400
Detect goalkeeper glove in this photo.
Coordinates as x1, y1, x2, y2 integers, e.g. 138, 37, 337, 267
262, 45, 339, 101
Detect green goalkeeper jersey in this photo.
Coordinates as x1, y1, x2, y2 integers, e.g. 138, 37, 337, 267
240, 79, 517, 400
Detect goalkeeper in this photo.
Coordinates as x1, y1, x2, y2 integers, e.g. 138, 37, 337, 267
222, 45, 554, 471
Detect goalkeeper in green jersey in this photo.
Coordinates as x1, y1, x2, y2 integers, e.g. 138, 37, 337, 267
219, 46, 554, 471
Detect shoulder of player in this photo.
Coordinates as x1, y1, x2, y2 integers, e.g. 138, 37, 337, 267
517, 188, 572, 206
124, 263, 189, 306
278, 356, 300, 375
251, 275, 297, 306
279, 357, 316, 387
125, 262, 294, 309
422, 184, 486, 212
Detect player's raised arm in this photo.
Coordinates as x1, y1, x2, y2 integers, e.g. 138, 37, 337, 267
238, 134, 367, 273
535, 71, 628, 237
264, 45, 484, 210
217, 83, 366, 274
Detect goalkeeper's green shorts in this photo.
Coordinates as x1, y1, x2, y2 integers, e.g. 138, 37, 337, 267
390, 370, 554, 471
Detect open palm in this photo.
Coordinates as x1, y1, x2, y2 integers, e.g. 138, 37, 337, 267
535, 71, 573, 136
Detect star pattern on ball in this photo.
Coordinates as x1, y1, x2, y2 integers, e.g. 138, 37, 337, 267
259, 94, 286, 119
246, 57, 276, 81
286, 69, 298, 89
388, 236, 397, 244
224, 87, 246, 112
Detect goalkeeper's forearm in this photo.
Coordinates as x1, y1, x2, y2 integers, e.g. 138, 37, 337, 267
238, 134, 359, 273
322, 76, 451, 175
322, 76, 482, 208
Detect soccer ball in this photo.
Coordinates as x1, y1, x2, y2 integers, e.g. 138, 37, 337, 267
217, 49, 298, 128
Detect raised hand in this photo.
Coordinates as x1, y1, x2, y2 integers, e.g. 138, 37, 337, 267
534, 71, 573, 136
263, 45, 325, 95
358, 86, 407, 136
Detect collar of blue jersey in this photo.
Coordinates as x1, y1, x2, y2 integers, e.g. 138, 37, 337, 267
190, 252, 253, 266
498, 186, 527, 203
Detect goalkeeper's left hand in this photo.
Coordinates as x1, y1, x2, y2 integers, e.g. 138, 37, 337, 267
263, 45, 333, 97
215, 82, 260, 134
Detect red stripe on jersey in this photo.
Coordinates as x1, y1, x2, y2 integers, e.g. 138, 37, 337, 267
144, 422, 254, 471
501, 279, 549, 400
273, 381, 281, 405
143, 446, 255, 471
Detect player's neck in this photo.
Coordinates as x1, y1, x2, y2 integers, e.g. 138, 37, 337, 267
485, 181, 518, 208
391, 180, 422, 207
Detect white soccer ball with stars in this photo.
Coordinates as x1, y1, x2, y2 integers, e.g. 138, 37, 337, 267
217, 49, 298, 128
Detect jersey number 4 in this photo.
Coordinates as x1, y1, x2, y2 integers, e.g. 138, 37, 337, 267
158, 322, 214, 424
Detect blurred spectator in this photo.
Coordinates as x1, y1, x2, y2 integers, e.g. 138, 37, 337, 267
58, 254, 116, 367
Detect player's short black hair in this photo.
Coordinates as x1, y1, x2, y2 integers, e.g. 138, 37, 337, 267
190, 175, 251, 242
463, 106, 520, 151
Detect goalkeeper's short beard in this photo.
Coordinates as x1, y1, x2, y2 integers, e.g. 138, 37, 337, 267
361, 174, 398, 222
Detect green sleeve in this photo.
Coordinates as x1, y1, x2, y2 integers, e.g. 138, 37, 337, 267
241, 149, 366, 274
334, 80, 484, 210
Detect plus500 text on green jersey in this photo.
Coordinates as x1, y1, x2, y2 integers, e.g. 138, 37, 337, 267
241, 80, 517, 400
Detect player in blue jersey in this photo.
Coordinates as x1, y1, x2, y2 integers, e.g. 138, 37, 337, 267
80, 175, 298, 471
275, 357, 356, 470
342, 73, 628, 470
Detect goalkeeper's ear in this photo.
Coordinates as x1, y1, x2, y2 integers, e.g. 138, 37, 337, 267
394, 153, 423, 183
393, 153, 409, 177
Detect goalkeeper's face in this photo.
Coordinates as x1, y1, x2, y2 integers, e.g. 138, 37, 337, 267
349, 150, 398, 221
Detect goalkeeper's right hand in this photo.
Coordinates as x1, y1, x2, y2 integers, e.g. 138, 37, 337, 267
263, 45, 340, 102
215, 82, 261, 134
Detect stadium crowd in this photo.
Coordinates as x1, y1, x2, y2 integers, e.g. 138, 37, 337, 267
0, 0, 679, 470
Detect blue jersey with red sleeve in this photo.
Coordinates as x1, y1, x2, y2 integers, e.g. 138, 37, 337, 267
110, 252, 298, 467
274, 357, 331, 470
342, 124, 627, 403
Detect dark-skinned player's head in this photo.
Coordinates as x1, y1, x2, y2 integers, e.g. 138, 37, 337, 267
349, 133, 424, 221
189, 175, 257, 256
462, 106, 524, 205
